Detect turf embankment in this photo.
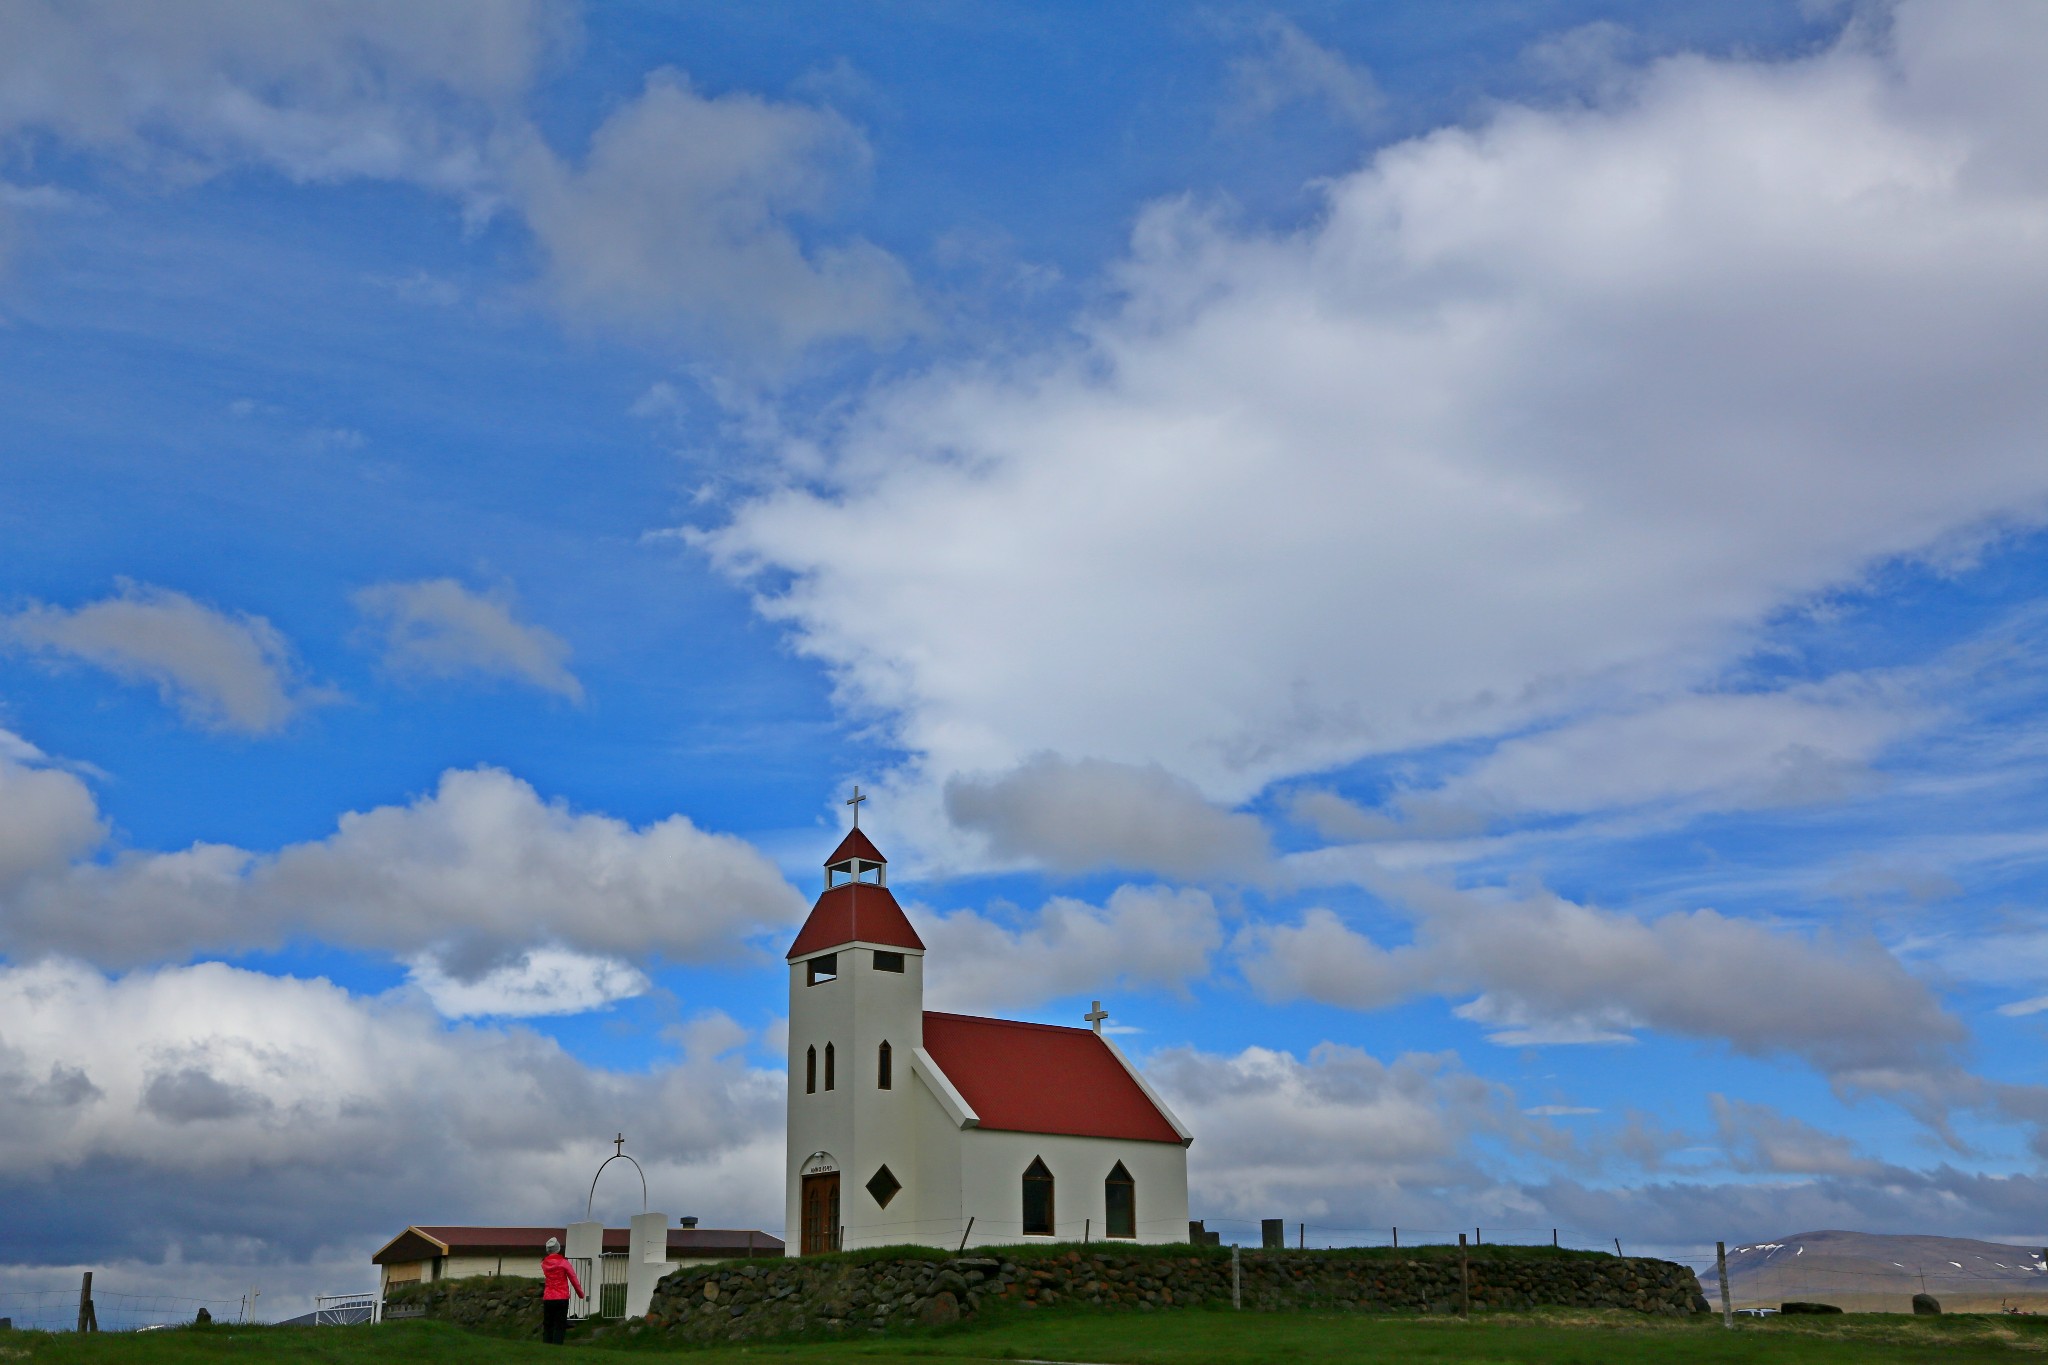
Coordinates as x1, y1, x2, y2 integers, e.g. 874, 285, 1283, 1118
8, 1307, 2048, 1364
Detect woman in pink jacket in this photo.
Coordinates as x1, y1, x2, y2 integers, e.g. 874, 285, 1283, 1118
540, 1236, 584, 1345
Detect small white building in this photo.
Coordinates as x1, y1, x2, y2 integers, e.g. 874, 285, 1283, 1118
784, 825, 1192, 1254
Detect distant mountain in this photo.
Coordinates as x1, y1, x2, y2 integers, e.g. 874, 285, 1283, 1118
1723, 1230, 2048, 1313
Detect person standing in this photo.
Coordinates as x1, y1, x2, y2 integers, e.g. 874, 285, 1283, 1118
540, 1236, 583, 1345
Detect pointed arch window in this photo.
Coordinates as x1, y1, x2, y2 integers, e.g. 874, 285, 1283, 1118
1104, 1161, 1135, 1240
805, 1046, 817, 1095
1022, 1157, 1055, 1236
877, 1040, 893, 1090
824, 1042, 836, 1091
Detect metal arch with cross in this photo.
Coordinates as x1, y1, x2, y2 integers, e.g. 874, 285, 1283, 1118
1085, 1001, 1109, 1033
585, 1133, 648, 1219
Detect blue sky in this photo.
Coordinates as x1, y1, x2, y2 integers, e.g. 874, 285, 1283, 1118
4, 0, 2048, 1313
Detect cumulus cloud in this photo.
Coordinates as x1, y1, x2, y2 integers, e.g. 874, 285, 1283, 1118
0, 730, 104, 893
0, 766, 806, 976
0, 0, 559, 194
1711, 1095, 1885, 1178
1239, 879, 1965, 1082
0, 3, 911, 360
1225, 17, 1383, 130
405, 947, 649, 1018
707, 1, 2048, 804
1298, 683, 1921, 842
1149, 1040, 1522, 1226
518, 70, 917, 357
354, 577, 583, 701
1, 582, 324, 734
0, 959, 783, 1307
944, 755, 1270, 878
915, 885, 1222, 1013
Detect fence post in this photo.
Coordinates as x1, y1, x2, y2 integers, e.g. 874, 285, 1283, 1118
77, 1271, 93, 1333
1458, 1234, 1470, 1317
1552, 1229, 1558, 1248
957, 1217, 975, 1253
1084, 1218, 1090, 1244
1717, 1241, 1732, 1329
1299, 1223, 1305, 1250
1614, 1238, 1623, 1257
1232, 1244, 1241, 1310
1392, 1227, 1398, 1249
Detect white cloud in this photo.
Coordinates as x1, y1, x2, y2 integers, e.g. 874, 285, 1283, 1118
517, 70, 917, 358
1, 766, 806, 976
915, 885, 1222, 1013
0, 958, 783, 1310
0, 0, 560, 194
1238, 877, 1965, 1081
354, 577, 583, 701
0, 729, 104, 893
1524, 1104, 1601, 1117
707, 2, 2048, 807
404, 947, 649, 1018
1711, 1095, 1884, 1177
0, 4, 912, 361
1310, 682, 1920, 841
1997, 995, 2048, 1018
943, 754, 1270, 878
1226, 17, 1383, 130
2, 582, 324, 734
1150, 1041, 1522, 1224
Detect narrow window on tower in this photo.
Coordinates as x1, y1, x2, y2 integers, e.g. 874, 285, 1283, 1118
872, 950, 904, 973
807, 953, 838, 986
824, 1042, 836, 1091
1022, 1157, 1055, 1236
877, 1040, 893, 1090
805, 1046, 816, 1095
1105, 1161, 1136, 1239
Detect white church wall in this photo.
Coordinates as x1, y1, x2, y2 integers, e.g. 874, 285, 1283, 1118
956, 1128, 1189, 1249
909, 1067, 966, 1245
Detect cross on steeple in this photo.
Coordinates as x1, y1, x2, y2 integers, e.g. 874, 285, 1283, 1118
1085, 1001, 1109, 1033
846, 785, 867, 828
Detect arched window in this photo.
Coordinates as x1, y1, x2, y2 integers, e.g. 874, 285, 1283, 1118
824, 1042, 836, 1091
878, 1040, 893, 1090
1022, 1156, 1055, 1236
805, 1046, 817, 1095
1105, 1161, 1135, 1239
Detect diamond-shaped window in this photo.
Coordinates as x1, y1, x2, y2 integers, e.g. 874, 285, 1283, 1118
866, 1164, 902, 1209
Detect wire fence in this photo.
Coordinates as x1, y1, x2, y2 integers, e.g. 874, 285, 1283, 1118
0, 1284, 250, 1333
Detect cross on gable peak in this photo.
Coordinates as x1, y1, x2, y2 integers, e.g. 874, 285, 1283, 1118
1085, 1001, 1109, 1033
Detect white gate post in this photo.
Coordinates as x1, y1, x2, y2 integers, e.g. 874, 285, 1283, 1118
565, 1221, 604, 1319
626, 1213, 669, 1319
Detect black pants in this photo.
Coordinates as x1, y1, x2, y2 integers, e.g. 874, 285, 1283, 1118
543, 1297, 569, 1344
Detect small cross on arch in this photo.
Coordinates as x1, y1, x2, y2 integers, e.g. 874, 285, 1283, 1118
613, 1132, 626, 1156
846, 784, 867, 828
1085, 1000, 1109, 1033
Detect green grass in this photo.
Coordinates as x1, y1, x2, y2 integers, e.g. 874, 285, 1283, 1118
7, 1308, 2048, 1365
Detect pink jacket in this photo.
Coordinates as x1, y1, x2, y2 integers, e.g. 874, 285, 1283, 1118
541, 1252, 584, 1301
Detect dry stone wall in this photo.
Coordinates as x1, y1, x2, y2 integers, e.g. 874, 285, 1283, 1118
636, 1247, 1708, 1343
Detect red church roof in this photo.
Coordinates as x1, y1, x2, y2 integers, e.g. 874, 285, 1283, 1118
921, 1012, 1186, 1145
786, 882, 925, 959
825, 827, 886, 866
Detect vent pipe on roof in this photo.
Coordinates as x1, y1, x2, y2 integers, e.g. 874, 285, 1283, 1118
679, 1216, 699, 1228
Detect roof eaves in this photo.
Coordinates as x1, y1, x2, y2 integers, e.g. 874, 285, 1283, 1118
911, 1046, 980, 1129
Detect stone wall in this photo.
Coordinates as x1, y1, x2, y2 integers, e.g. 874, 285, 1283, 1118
381, 1276, 545, 1338
637, 1247, 1708, 1343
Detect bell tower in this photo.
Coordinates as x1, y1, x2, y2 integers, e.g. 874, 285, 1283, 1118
784, 796, 925, 1255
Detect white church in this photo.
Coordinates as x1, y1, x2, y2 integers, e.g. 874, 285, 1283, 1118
784, 815, 1192, 1254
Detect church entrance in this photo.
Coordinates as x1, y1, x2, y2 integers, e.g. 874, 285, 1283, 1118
801, 1172, 840, 1255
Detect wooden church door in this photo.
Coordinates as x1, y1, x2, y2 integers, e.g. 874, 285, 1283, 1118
801, 1172, 840, 1255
